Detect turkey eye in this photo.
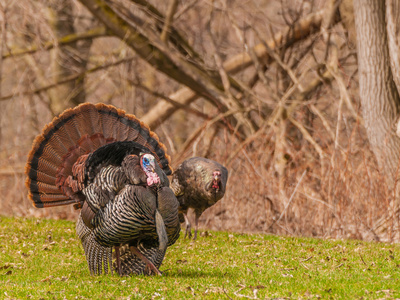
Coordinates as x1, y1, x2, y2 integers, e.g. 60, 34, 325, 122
144, 158, 148, 163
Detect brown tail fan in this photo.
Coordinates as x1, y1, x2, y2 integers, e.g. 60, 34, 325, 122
25, 103, 172, 208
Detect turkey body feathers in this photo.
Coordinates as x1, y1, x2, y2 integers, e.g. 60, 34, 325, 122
90, 185, 166, 247
78, 179, 179, 275
172, 157, 228, 210
25, 103, 180, 276
171, 157, 228, 239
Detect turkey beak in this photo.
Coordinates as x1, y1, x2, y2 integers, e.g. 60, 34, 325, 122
214, 174, 221, 183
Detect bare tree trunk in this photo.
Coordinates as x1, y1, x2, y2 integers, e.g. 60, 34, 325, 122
0, 3, 6, 146
386, 0, 400, 94
354, 0, 400, 192
47, 0, 92, 114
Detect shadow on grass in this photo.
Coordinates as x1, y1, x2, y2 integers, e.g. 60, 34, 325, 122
161, 268, 232, 279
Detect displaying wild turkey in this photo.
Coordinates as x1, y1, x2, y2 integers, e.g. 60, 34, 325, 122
171, 157, 228, 240
25, 103, 180, 276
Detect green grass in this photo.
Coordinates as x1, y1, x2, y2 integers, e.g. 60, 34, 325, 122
0, 217, 399, 299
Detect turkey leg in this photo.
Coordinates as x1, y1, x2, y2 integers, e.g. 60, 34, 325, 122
183, 213, 192, 239
130, 246, 162, 276
115, 246, 122, 276
193, 212, 200, 241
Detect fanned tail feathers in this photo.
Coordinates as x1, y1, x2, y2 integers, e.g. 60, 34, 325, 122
25, 103, 172, 208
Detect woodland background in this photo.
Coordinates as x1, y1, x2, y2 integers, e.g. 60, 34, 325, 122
0, 0, 394, 241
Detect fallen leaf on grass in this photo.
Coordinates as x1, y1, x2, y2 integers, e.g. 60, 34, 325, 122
1, 263, 23, 272
376, 289, 392, 296
200, 231, 209, 237
151, 292, 161, 299
176, 259, 187, 264
41, 275, 53, 282
0, 264, 11, 270
234, 285, 259, 299
249, 285, 266, 289
302, 256, 313, 262
186, 286, 195, 295
335, 263, 344, 269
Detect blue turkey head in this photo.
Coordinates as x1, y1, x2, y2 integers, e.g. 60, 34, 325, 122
140, 153, 160, 186
140, 153, 156, 173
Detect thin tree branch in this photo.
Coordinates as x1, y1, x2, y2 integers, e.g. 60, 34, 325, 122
288, 115, 325, 159
2, 26, 108, 60
160, 0, 179, 43
206, 3, 256, 133
267, 170, 307, 230
128, 0, 201, 61
0, 57, 134, 101
178, 108, 255, 158
125, 77, 210, 120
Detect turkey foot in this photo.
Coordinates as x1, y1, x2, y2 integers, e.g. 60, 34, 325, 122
130, 246, 162, 276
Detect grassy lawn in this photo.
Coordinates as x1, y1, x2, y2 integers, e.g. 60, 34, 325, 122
0, 216, 399, 299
